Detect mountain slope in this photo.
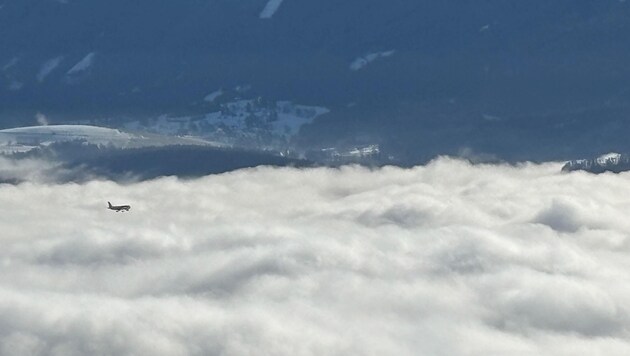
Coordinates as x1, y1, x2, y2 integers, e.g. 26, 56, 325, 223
2, 0, 630, 163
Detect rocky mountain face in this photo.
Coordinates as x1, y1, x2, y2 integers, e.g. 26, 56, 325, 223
562, 153, 630, 173
2, 0, 630, 164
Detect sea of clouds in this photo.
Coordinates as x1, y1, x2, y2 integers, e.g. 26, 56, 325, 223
1, 157, 630, 355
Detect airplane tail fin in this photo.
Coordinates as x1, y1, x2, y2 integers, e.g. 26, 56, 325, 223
108, 201, 112, 208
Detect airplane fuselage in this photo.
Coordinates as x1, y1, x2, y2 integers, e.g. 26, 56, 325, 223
108, 202, 131, 212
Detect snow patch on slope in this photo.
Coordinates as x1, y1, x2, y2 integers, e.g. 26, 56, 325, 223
8, 81, 23, 91
350, 50, 395, 71
37, 56, 64, 82
596, 152, 621, 165
259, 0, 284, 19
2, 57, 18, 72
67, 52, 95, 75
204, 89, 224, 103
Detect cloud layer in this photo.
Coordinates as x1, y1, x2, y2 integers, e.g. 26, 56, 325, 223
1, 158, 630, 355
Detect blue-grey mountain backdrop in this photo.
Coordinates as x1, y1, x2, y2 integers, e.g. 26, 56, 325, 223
2, 0, 629, 172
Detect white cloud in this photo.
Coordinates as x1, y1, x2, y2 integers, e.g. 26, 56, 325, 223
35, 112, 49, 126
0, 157, 110, 185
1, 158, 630, 355
0, 157, 66, 183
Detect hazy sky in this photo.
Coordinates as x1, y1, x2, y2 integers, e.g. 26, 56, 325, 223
1, 158, 630, 355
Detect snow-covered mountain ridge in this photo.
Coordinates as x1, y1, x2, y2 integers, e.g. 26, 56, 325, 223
562, 153, 628, 173
122, 99, 329, 150
0, 125, 214, 154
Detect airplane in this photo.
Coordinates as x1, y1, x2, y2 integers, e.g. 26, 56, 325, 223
108, 201, 131, 212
